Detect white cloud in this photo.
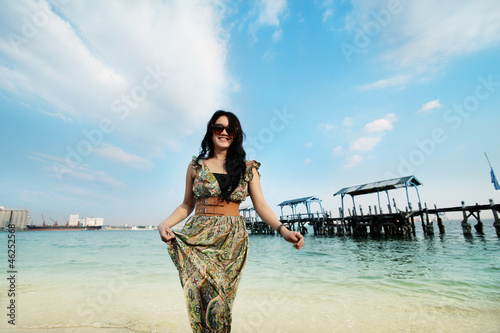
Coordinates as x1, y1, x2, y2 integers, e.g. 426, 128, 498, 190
318, 122, 335, 131
358, 74, 411, 91
322, 8, 333, 23
231, 82, 241, 93
263, 49, 277, 62
347, 0, 500, 78
364, 113, 398, 133
42, 164, 124, 188
68, 169, 125, 188
347, 114, 397, 154
272, 28, 283, 41
304, 158, 312, 166
54, 183, 121, 202
94, 143, 153, 170
343, 117, 355, 127
30, 151, 75, 166
0, 0, 230, 157
384, 1, 500, 70
419, 99, 443, 113
332, 145, 344, 156
249, 0, 287, 42
256, 0, 287, 26
343, 155, 363, 169
30, 151, 124, 187
350, 136, 381, 152
28, 155, 46, 163
304, 142, 313, 147
38, 109, 73, 122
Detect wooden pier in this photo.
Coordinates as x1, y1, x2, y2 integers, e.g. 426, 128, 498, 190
242, 175, 500, 238
240, 206, 274, 235
277, 196, 326, 235
325, 199, 500, 237
410, 199, 500, 236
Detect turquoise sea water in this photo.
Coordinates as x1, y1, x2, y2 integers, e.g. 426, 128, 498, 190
1, 221, 499, 332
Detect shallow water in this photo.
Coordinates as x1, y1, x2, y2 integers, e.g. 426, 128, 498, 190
1, 221, 499, 332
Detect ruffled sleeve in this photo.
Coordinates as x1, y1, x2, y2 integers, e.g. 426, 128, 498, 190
191, 155, 202, 173
244, 160, 261, 182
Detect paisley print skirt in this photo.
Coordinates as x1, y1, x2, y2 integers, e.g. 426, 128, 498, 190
168, 214, 249, 332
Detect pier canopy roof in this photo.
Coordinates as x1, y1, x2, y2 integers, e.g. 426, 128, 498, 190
334, 176, 422, 197
278, 196, 321, 207
278, 196, 325, 217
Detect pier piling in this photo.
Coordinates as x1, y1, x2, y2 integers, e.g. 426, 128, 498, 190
337, 208, 345, 235
490, 199, 500, 237
434, 204, 445, 234
419, 202, 426, 235
425, 203, 434, 235
410, 215, 416, 236
473, 204, 484, 234
461, 201, 472, 236
437, 217, 445, 234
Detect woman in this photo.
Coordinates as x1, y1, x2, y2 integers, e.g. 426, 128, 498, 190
159, 110, 304, 332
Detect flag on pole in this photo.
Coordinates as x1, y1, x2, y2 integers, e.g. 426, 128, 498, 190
491, 168, 500, 190
485, 152, 500, 190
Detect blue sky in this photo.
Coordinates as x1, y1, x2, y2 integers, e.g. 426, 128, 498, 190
1, 0, 500, 225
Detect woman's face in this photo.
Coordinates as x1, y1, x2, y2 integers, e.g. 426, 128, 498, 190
212, 115, 234, 150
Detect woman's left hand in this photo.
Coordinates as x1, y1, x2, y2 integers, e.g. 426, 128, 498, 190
282, 230, 305, 250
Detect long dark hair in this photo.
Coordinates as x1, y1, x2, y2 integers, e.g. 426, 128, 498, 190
196, 110, 246, 200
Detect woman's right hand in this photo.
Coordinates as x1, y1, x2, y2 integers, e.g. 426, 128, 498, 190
282, 229, 305, 250
159, 222, 176, 245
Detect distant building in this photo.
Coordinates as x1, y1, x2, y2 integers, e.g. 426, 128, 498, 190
69, 214, 80, 226
0, 206, 29, 230
85, 217, 104, 226
69, 214, 103, 227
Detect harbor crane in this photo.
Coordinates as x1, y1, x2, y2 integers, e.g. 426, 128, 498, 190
49, 217, 58, 227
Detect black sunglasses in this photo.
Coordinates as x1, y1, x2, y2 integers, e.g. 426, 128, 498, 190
212, 123, 236, 136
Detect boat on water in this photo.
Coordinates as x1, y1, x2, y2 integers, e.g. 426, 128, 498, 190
25, 214, 104, 231
26, 224, 102, 231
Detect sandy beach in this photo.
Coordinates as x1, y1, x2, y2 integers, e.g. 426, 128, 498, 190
1, 228, 499, 332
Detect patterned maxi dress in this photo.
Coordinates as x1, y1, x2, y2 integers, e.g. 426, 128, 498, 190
168, 156, 261, 332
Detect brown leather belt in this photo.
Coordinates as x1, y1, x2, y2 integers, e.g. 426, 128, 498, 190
195, 197, 240, 216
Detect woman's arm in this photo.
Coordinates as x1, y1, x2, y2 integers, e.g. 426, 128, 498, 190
159, 162, 196, 244
248, 167, 304, 250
